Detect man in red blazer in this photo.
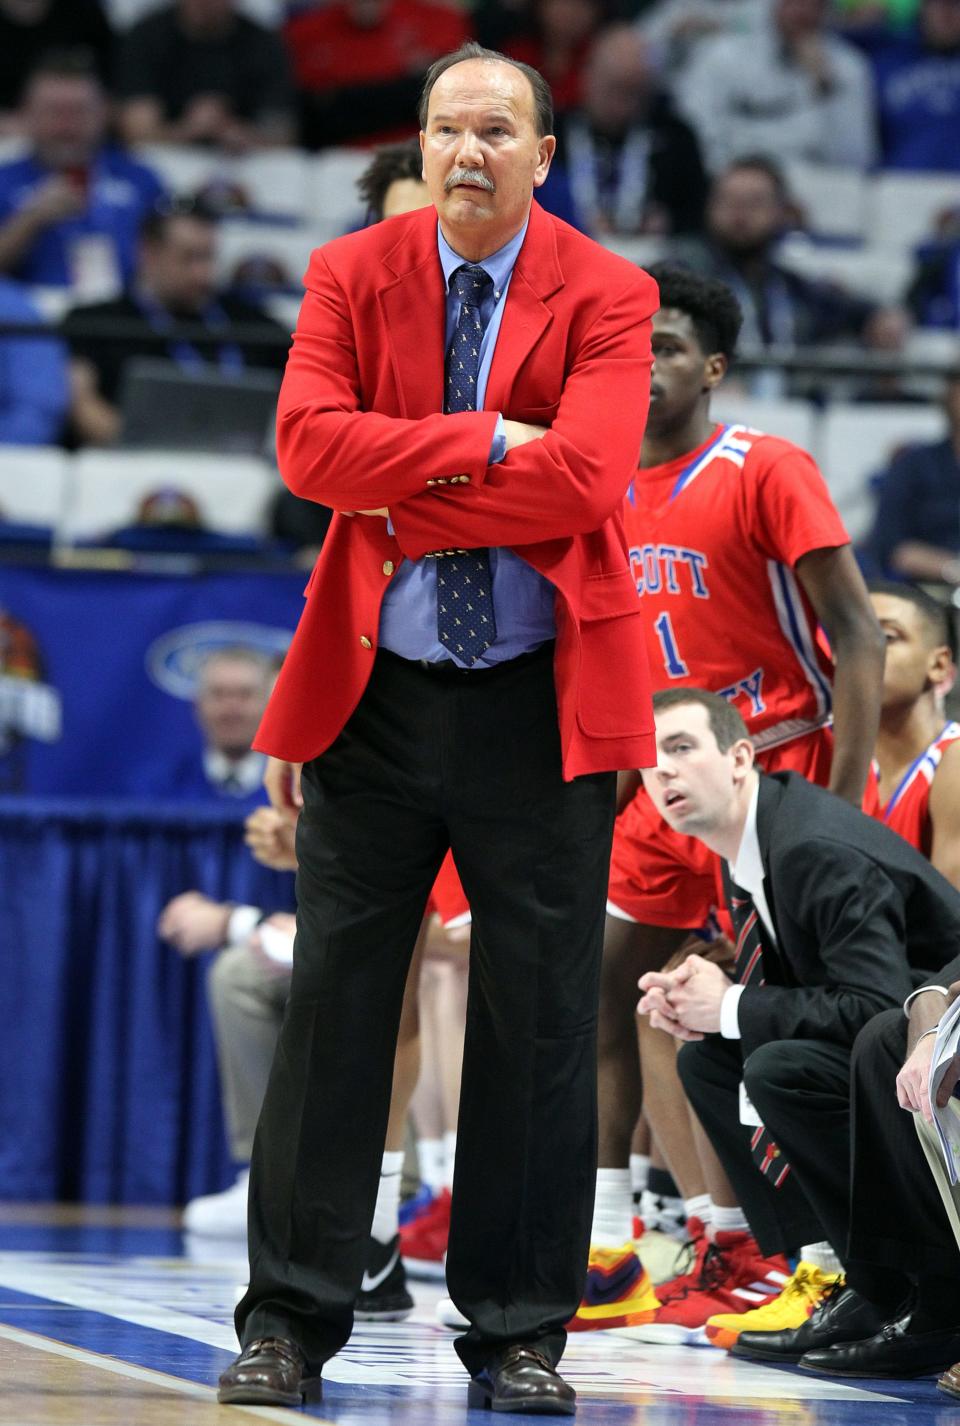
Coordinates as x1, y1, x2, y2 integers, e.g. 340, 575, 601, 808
219, 41, 657, 1415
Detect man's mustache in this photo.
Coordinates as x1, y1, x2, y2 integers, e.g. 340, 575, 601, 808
444, 169, 496, 194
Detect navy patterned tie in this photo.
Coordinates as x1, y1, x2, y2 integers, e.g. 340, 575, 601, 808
723, 867, 792, 1189
437, 264, 497, 665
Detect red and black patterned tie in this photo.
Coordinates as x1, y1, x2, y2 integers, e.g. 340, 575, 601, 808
725, 869, 791, 1189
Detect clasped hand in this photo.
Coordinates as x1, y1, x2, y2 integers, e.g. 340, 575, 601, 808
637, 953, 733, 1041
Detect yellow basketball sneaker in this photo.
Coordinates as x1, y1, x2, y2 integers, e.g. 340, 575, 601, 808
567, 1243, 661, 1331
704, 1261, 844, 1349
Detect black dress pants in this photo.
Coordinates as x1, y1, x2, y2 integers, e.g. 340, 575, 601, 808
848, 1009, 960, 1287
677, 1035, 849, 1258
234, 645, 617, 1376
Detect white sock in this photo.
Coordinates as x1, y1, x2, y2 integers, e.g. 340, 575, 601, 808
371, 1150, 404, 1244
801, 1241, 843, 1274
417, 1137, 445, 1194
712, 1205, 749, 1236
640, 1188, 661, 1230
592, 1168, 634, 1247
629, 1153, 651, 1197
442, 1130, 457, 1190
682, 1194, 713, 1225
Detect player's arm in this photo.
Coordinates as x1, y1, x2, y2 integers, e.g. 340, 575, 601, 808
617, 768, 642, 812
795, 545, 886, 806
928, 742, 960, 891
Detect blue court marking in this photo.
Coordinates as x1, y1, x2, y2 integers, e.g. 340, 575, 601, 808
0, 1224, 953, 1426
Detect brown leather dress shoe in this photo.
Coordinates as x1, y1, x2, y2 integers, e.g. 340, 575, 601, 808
939, 1360, 960, 1398
217, 1337, 323, 1406
467, 1345, 576, 1415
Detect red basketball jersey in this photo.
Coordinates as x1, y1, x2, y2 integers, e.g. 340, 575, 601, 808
625, 422, 849, 751
875, 721, 960, 856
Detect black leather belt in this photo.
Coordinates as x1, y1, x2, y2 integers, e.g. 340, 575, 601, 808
382, 641, 554, 677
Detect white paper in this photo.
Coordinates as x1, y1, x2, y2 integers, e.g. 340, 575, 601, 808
738, 1079, 763, 1128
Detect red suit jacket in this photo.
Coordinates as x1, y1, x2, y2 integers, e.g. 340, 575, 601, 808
256, 199, 658, 779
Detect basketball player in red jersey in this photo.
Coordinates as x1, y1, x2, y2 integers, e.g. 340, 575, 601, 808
870, 581, 960, 885
576, 266, 885, 1340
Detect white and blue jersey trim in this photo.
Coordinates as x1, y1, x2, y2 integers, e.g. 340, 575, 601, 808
881, 720, 960, 819
766, 560, 833, 721
669, 424, 755, 502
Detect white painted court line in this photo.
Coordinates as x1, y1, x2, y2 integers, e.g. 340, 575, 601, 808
0, 1255, 904, 1406
0, 1322, 335, 1424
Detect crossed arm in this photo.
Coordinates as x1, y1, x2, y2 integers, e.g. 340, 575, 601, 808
275, 251, 655, 550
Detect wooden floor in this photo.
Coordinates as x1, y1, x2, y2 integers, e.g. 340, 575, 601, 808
0, 1205, 953, 1425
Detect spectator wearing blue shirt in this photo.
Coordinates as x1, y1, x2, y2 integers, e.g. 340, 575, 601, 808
0, 51, 166, 292
869, 371, 960, 584
907, 208, 960, 328
0, 276, 67, 443
869, 0, 960, 170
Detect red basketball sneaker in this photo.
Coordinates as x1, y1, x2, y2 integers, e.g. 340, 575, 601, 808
399, 1187, 451, 1280
612, 1225, 789, 1346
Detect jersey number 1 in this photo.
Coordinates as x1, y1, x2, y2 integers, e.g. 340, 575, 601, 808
654, 611, 689, 678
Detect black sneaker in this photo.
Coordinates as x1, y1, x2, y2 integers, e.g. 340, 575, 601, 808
355, 1234, 414, 1321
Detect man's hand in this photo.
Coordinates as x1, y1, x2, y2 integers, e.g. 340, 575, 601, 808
244, 805, 298, 870
638, 961, 703, 1041
639, 953, 733, 1036
23, 174, 87, 226
897, 1035, 938, 1123
264, 757, 303, 823
502, 420, 549, 453
341, 508, 389, 518
157, 891, 231, 955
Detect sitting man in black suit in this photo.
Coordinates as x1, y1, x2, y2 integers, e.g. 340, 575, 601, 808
638, 686, 960, 1379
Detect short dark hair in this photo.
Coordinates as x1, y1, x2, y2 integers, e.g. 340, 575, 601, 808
418, 42, 554, 139
867, 578, 955, 657
356, 139, 425, 221
646, 263, 743, 360
652, 687, 749, 752
25, 46, 102, 91
717, 154, 790, 206
140, 195, 217, 246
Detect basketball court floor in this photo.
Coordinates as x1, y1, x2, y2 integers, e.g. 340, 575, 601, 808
0, 1205, 953, 1425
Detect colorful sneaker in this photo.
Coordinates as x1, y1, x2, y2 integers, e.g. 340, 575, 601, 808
355, 1234, 414, 1321
399, 1186, 450, 1280
612, 1227, 789, 1346
399, 1184, 435, 1227
705, 1261, 844, 1349
567, 1244, 660, 1331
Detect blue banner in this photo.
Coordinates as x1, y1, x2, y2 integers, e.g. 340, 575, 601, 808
0, 566, 305, 797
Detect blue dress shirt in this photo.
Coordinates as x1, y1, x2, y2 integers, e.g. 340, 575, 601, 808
378, 218, 557, 667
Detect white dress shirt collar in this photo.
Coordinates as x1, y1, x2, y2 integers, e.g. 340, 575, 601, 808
729, 775, 777, 946
204, 747, 265, 796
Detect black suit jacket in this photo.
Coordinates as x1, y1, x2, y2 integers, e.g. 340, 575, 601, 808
734, 772, 960, 1055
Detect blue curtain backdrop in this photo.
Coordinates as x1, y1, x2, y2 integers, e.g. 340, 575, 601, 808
0, 798, 294, 1205
0, 564, 305, 796
0, 565, 305, 1203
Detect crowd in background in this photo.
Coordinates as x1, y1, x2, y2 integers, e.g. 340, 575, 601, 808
0, 0, 954, 575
